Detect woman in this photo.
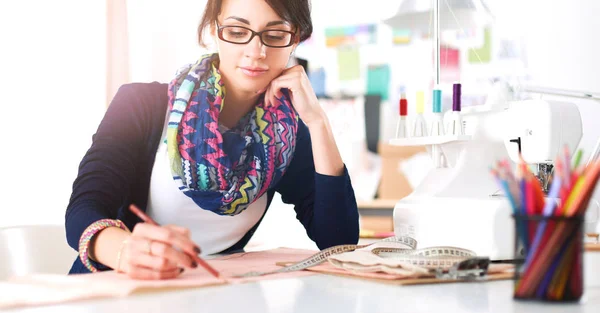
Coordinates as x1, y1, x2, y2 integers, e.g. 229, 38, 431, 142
65, 0, 359, 280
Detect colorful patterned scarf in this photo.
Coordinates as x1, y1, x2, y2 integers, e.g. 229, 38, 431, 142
167, 54, 298, 216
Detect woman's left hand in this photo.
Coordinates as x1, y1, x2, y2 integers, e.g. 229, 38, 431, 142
265, 65, 325, 128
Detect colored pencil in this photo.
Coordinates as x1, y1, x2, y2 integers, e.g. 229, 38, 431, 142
515, 161, 600, 297
129, 204, 221, 278
493, 148, 600, 301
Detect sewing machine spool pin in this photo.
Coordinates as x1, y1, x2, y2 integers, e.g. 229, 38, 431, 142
536, 163, 554, 194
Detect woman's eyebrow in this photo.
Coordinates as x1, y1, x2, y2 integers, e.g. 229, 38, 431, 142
224, 16, 250, 24
224, 16, 289, 27
265, 20, 289, 27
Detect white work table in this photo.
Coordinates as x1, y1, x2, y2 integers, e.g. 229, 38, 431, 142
9, 276, 598, 313
8, 253, 600, 313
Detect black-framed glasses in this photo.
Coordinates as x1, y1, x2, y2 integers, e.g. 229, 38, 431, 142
217, 25, 296, 48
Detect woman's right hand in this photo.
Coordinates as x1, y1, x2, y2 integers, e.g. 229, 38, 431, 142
120, 223, 201, 280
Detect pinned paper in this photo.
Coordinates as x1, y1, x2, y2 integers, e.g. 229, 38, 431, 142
366, 64, 390, 100
392, 29, 411, 45
308, 67, 326, 97
468, 28, 491, 64
440, 46, 460, 82
337, 48, 360, 81
325, 24, 376, 48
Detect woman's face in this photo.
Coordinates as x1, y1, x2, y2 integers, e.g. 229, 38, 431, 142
215, 0, 297, 94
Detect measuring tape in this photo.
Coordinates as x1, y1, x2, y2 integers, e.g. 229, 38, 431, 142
235, 236, 477, 277
370, 246, 476, 269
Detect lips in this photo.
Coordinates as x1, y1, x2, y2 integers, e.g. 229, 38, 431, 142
240, 66, 268, 77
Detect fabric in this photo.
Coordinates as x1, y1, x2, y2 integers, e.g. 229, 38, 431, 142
0, 248, 514, 310
147, 114, 268, 255
167, 54, 298, 216
64, 82, 359, 274
0, 248, 318, 310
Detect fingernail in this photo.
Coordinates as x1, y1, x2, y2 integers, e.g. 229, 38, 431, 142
194, 246, 201, 254
192, 262, 198, 268
179, 267, 185, 273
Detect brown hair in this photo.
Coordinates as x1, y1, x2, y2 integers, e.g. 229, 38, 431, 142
197, 0, 313, 48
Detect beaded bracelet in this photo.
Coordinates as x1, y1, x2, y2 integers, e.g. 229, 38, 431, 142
78, 219, 130, 273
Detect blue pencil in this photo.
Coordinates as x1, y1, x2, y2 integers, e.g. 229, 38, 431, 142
535, 232, 570, 298
522, 175, 562, 271
500, 180, 518, 212
520, 178, 529, 250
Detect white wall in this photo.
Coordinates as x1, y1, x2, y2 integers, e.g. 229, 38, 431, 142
491, 0, 600, 163
512, 0, 600, 232
1, 0, 599, 235
0, 1, 106, 228
125, 0, 209, 83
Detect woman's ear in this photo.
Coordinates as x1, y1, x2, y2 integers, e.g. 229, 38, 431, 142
210, 22, 220, 52
290, 41, 299, 56
210, 22, 218, 41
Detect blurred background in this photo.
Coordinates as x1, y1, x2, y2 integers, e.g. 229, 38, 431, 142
1, 0, 599, 251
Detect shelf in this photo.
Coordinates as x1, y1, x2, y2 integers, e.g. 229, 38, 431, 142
389, 135, 471, 146
585, 242, 600, 252
357, 199, 398, 210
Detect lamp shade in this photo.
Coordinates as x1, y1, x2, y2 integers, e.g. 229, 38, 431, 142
383, 0, 493, 32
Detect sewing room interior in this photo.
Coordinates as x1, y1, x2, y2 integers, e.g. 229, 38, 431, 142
1, 0, 600, 311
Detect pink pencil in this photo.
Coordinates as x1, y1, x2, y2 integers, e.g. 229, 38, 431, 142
129, 204, 220, 278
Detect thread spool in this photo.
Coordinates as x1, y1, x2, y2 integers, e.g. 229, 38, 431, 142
412, 91, 427, 137
396, 94, 409, 138
446, 83, 464, 135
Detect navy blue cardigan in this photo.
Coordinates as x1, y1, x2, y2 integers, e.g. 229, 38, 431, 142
65, 82, 359, 274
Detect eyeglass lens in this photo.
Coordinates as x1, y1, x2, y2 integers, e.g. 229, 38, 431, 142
220, 26, 292, 47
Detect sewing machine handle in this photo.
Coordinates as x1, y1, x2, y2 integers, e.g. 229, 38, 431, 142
586, 199, 600, 234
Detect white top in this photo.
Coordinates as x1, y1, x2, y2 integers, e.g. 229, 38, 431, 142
146, 117, 267, 255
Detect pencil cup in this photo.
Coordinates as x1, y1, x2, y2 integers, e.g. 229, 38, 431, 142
512, 214, 584, 302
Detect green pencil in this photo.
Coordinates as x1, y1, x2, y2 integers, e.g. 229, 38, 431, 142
573, 149, 583, 168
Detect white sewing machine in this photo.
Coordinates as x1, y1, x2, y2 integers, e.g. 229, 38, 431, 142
389, 83, 599, 260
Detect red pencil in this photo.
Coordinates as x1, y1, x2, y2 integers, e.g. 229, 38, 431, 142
531, 176, 545, 215
525, 174, 535, 245
129, 204, 221, 278
526, 174, 535, 215
516, 162, 600, 296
